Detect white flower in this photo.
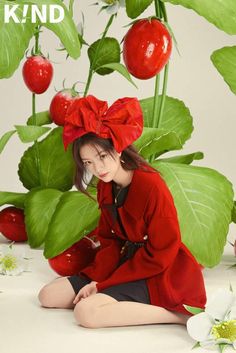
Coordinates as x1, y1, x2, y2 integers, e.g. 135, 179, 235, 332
186, 288, 236, 350
0, 243, 30, 276
99, 0, 125, 15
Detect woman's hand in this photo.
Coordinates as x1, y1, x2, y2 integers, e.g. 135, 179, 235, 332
73, 281, 98, 305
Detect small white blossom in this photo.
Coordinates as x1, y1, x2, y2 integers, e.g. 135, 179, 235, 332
0, 243, 30, 276
186, 288, 236, 350
99, 0, 125, 15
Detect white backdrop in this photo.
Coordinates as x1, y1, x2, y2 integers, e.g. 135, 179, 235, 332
0, 1, 235, 237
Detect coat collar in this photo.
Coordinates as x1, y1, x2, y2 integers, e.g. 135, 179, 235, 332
98, 168, 152, 220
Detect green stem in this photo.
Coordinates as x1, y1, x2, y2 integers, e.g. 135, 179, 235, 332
157, 63, 169, 127
154, 0, 161, 18
83, 15, 114, 97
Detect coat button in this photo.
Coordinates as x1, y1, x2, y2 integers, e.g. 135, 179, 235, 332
111, 229, 115, 234
143, 235, 148, 240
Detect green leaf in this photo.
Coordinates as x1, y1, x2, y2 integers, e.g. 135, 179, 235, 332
161, 0, 236, 35
140, 96, 193, 145
134, 128, 182, 158
218, 343, 228, 353
0, 1, 36, 78
0, 130, 16, 153
18, 127, 75, 191
152, 161, 234, 267
88, 37, 120, 75
211, 46, 236, 95
25, 0, 80, 59
44, 191, 100, 258
183, 304, 204, 315
158, 151, 204, 164
24, 188, 62, 248
192, 342, 201, 349
126, 0, 154, 19
15, 125, 51, 143
96, 62, 137, 88
27, 111, 52, 126
0, 191, 26, 208
232, 201, 236, 223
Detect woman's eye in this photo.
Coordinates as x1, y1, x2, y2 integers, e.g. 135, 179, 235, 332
100, 154, 107, 160
83, 161, 90, 167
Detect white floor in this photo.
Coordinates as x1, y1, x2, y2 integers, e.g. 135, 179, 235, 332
1, 232, 236, 353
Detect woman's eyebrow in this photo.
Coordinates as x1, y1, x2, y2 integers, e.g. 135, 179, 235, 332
81, 152, 104, 161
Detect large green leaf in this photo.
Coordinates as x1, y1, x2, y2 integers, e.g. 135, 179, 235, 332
126, 0, 153, 19
88, 37, 120, 75
0, 191, 26, 208
27, 111, 52, 126
0, 0, 80, 78
0, 130, 16, 154
24, 0, 81, 59
0, 0, 36, 78
140, 96, 193, 145
134, 127, 182, 158
44, 191, 100, 258
158, 151, 204, 164
15, 125, 51, 142
211, 46, 236, 95
152, 161, 234, 267
96, 63, 137, 88
24, 188, 62, 247
18, 127, 75, 191
161, 0, 236, 35
232, 201, 236, 223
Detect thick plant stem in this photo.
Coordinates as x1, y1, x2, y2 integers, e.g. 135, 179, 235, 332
83, 15, 114, 97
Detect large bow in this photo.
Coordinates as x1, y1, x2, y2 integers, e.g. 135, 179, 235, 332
62, 95, 143, 152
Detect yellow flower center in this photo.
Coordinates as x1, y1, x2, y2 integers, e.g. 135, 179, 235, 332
103, 0, 116, 5
1, 254, 18, 271
211, 320, 236, 342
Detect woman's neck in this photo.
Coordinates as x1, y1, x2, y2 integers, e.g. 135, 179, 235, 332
112, 167, 134, 188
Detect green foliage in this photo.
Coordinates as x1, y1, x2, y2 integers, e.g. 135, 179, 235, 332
152, 161, 234, 267
161, 0, 236, 35
44, 190, 100, 258
211, 46, 236, 95
24, 188, 63, 247
134, 128, 182, 158
88, 37, 121, 75
126, 0, 154, 18
15, 125, 51, 142
0, 130, 16, 154
140, 96, 193, 145
27, 111, 52, 126
183, 305, 204, 315
18, 127, 75, 191
0, 0, 80, 78
158, 151, 204, 164
96, 62, 137, 87
0, 192, 26, 208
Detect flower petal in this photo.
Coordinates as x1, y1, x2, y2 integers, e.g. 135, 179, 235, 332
187, 312, 213, 341
106, 3, 119, 14
205, 289, 235, 321
229, 305, 236, 320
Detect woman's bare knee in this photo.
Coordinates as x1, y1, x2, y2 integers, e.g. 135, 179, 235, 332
38, 277, 75, 309
74, 293, 117, 328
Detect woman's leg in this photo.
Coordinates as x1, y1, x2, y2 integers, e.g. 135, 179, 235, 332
74, 293, 189, 328
38, 277, 76, 309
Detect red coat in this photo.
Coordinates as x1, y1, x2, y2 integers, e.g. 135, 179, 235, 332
80, 167, 206, 315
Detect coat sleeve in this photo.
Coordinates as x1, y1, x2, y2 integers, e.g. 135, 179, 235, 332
79, 184, 123, 282
96, 183, 181, 292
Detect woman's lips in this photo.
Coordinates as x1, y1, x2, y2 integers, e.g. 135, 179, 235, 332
99, 172, 108, 178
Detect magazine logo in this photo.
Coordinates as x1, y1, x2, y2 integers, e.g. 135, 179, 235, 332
4, 4, 65, 24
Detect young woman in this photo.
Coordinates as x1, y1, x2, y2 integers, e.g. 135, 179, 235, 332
38, 95, 206, 328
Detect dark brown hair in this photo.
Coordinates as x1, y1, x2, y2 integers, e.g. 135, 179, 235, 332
72, 132, 157, 201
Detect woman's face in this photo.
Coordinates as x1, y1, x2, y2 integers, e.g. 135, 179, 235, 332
79, 143, 122, 182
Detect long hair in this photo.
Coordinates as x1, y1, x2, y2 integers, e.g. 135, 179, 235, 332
72, 132, 157, 200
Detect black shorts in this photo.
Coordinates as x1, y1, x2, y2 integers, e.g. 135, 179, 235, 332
67, 275, 150, 304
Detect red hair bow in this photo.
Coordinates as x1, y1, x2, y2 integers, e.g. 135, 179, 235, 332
62, 95, 143, 152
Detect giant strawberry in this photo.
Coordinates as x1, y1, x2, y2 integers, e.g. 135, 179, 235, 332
0, 206, 28, 242
22, 55, 53, 94
123, 18, 172, 79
